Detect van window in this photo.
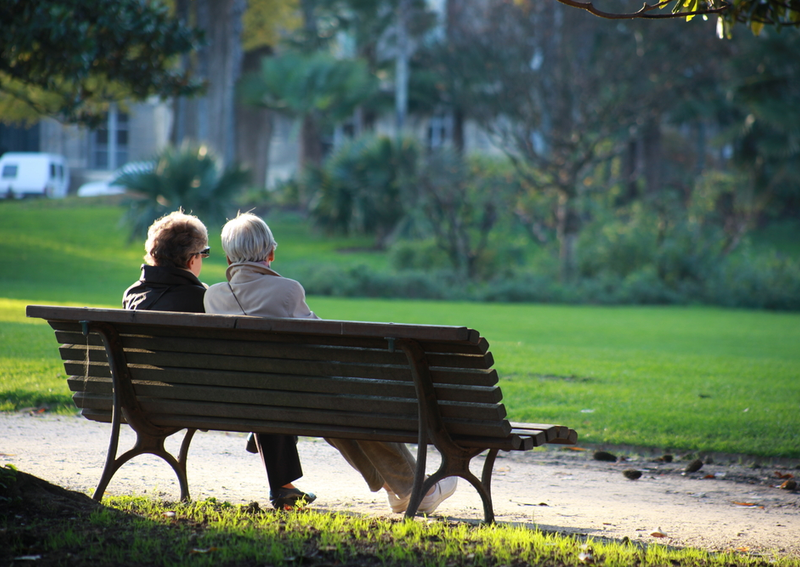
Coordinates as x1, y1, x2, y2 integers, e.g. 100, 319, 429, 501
58, 164, 64, 179
50, 163, 56, 178
2, 164, 18, 179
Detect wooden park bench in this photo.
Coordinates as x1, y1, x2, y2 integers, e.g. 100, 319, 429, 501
26, 305, 577, 522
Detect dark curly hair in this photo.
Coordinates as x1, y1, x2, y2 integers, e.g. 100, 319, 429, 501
144, 210, 208, 269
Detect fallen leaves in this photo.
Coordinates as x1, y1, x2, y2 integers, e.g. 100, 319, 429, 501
733, 502, 764, 508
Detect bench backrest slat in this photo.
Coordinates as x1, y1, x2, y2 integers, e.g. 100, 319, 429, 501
68, 377, 506, 420
67, 364, 503, 404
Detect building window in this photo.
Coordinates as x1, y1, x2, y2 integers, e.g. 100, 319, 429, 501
91, 105, 129, 170
428, 113, 452, 149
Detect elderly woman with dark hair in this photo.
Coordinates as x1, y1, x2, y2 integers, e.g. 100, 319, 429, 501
123, 210, 210, 312
123, 210, 315, 511
205, 212, 458, 515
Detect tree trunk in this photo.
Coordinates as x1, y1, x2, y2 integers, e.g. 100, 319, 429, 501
395, 0, 410, 134
556, 190, 580, 282
238, 46, 274, 189
171, 0, 243, 165
170, 0, 192, 146
204, 0, 244, 164
643, 116, 662, 197
452, 108, 464, 153
300, 115, 323, 168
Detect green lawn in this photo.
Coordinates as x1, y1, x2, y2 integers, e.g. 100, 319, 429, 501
2, 199, 799, 458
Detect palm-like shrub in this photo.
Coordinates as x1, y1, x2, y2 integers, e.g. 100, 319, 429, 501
119, 144, 249, 239
307, 135, 417, 248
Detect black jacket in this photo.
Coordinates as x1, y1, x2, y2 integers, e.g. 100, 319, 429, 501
122, 265, 206, 313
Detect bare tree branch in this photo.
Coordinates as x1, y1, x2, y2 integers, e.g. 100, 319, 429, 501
554, 0, 730, 20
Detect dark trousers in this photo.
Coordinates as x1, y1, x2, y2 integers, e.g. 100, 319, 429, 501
255, 433, 303, 493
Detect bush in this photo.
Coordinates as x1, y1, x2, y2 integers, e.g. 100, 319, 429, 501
295, 264, 464, 300
305, 135, 417, 247
706, 251, 800, 310
290, 250, 800, 310
388, 239, 450, 272
119, 143, 249, 239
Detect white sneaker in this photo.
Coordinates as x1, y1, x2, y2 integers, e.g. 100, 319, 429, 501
418, 477, 458, 514
386, 489, 411, 513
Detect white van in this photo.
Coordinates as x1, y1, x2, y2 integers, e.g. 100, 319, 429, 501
0, 152, 70, 199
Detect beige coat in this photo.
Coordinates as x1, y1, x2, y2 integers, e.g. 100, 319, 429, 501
203, 261, 317, 319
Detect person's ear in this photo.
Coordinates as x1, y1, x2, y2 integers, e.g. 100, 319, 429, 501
187, 254, 202, 277
226, 255, 232, 266
268, 250, 275, 262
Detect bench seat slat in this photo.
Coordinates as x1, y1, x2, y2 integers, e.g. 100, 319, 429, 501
510, 422, 579, 444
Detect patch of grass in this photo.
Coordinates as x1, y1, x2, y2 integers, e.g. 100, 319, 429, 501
6, 493, 796, 567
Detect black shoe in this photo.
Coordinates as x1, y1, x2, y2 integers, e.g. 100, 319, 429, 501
270, 487, 317, 510
245, 433, 258, 454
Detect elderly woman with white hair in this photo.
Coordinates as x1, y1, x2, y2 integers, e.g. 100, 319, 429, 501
205, 212, 457, 515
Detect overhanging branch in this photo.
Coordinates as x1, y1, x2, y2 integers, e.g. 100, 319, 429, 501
555, 0, 731, 20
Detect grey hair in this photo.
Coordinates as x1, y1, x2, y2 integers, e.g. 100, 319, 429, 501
220, 212, 277, 263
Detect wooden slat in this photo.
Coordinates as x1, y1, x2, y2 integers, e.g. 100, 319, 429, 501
509, 422, 579, 444
67, 366, 504, 404
68, 379, 507, 422
57, 336, 493, 371
55, 329, 491, 356
60, 355, 500, 388
509, 428, 547, 446
71, 392, 511, 439
29, 305, 481, 344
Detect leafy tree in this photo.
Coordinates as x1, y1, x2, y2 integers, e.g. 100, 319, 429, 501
242, 0, 301, 51
119, 144, 249, 240
0, 0, 203, 127
418, 1, 734, 281
405, 150, 516, 277
718, 29, 800, 221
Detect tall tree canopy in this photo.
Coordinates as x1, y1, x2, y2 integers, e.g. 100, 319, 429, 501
0, 0, 204, 126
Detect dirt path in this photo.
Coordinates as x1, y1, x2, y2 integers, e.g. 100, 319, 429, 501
2, 413, 798, 557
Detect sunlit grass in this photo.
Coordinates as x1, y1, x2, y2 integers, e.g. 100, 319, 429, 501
23, 495, 795, 567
